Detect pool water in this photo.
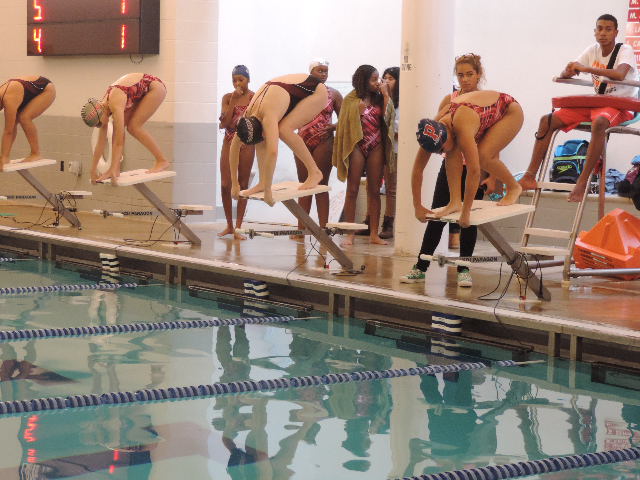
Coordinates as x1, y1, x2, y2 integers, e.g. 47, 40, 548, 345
0, 253, 638, 479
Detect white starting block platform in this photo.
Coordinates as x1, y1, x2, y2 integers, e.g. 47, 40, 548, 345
426, 200, 535, 225
241, 180, 331, 203
425, 200, 550, 301
97, 169, 200, 246
242, 181, 361, 273
3, 158, 57, 172
98, 169, 176, 187
1, 158, 81, 228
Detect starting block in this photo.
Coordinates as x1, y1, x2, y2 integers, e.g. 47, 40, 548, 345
98, 169, 201, 246
241, 182, 363, 273
98, 169, 176, 187
236, 222, 368, 239
426, 200, 550, 300
64, 191, 93, 199
1, 158, 82, 228
175, 204, 213, 216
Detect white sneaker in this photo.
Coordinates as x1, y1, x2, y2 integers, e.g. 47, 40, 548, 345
457, 269, 472, 288
400, 264, 426, 283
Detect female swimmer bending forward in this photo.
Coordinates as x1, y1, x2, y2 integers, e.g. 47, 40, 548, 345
230, 73, 327, 206
416, 90, 523, 228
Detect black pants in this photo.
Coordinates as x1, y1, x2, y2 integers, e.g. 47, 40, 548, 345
416, 160, 484, 273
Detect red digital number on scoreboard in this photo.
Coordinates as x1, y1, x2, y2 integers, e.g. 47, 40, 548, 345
33, 27, 43, 53
121, 24, 127, 49
33, 0, 43, 21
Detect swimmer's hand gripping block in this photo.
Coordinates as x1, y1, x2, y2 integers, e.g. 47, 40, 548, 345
552, 95, 640, 112
426, 200, 535, 226
574, 208, 640, 280
241, 181, 331, 203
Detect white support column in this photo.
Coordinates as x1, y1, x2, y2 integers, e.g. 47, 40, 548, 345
395, 0, 455, 255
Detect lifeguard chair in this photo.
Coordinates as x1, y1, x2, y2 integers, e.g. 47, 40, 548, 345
519, 76, 640, 283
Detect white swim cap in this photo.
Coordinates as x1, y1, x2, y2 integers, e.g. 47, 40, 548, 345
309, 58, 329, 73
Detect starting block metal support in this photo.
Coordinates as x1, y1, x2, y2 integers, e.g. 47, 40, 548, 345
427, 200, 551, 301
241, 181, 361, 273
281, 198, 355, 272
133, 182, 202, 246
479, 222, 551, 301
17, 170, 82, 229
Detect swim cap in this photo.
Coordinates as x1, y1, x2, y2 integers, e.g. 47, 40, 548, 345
81, 98, 104, 128
232, 65, 250, 79
309, 58, 329, 73
416, 118, 448, 153
236, 116, 263, 145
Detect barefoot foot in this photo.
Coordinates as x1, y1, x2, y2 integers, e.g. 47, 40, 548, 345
370, 235, 388, 245
233, 232, 247, 240
240, 183, 265, 197
217, 226, 235, 237
299, 169, 323, 190
23, 153, 42, 163
434, 202, 462, 218
147, 160, 170, 174
518, 173, 538, 191
341, 234, 354, 247
497, 183, 522, 206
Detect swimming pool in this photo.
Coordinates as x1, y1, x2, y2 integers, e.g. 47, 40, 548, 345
0, 252, 638, 479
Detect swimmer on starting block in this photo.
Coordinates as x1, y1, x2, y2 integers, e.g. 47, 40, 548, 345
81, 73, 169, 184
0, 76, 56, 171
416, 89, 524, 229
519, 14, 639, 202
229, 73, 327, 206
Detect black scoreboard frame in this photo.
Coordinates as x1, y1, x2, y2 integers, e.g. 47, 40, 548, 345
27, 0, 160, 56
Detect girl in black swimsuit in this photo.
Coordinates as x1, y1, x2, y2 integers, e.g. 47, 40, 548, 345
229, 73, 327, 206
0, 76, 55, 170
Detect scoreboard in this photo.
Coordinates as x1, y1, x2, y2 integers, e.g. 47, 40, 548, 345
27, 0, 160, 56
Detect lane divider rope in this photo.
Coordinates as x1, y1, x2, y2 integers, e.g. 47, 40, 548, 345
0, 315, 298, 342
0, 282, 138, 295
0, 258, 16, 263
397, 446, 640, 480
0, 360, 529, 416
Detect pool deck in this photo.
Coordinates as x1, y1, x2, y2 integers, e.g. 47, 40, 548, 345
0, 205, 639, 362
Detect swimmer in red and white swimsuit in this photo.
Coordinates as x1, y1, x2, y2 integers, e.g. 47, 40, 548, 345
448, 93, 517, 142
416, 89, 524, 228
81, 73, 168, 183
219, 65, 255, 239
292, 60, 343, 233
334, 64, 388, 246
0, 75, 56, 169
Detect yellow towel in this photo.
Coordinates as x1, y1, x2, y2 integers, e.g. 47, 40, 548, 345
384, 101, 397, 174
332, 90, 363, 182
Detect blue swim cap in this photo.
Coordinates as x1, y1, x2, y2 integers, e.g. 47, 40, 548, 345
232, 65, 250, 79
416, 118, 448, 153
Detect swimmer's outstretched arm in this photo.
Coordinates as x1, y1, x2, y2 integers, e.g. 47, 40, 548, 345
108, 102, 125, 178
259, 115, 280, 206
456, 133, 480, 228
90, 122, 109, 183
